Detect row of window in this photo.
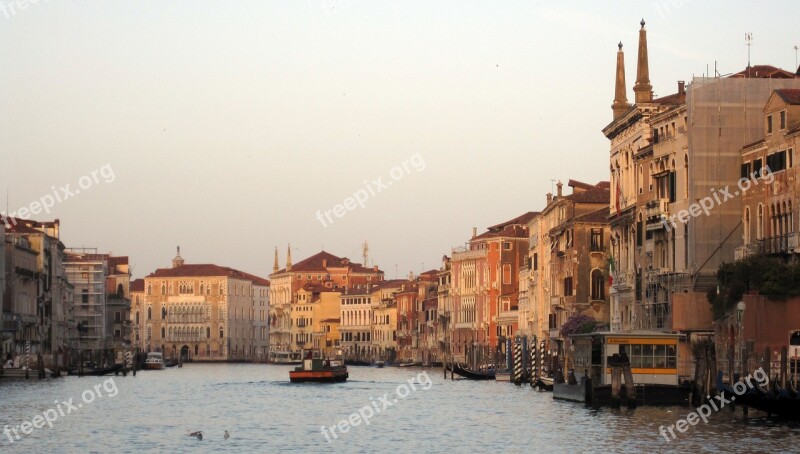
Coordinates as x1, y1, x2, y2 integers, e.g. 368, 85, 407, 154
767, 110, 788, 134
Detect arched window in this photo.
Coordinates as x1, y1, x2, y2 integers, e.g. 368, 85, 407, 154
684, 154, 689, 198
147, 284, 152, 295
147, 306, 152, 320
744, 207, 751, 244
757, 204, 764, 240
161, 327, 165, 338
161, 283, 166, 295
135, 311, 139, 325
117, 283, 124, 296
591, 269, 605, 301
207, 327, 211, 338
219, 327, 224, 338
161, 307, 167, 320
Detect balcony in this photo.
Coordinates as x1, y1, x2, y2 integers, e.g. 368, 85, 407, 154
645, 198, 670, 228
451, 247, 487, 261
752, 233, 800, 255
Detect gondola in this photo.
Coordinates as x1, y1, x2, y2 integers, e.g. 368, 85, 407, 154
446, 363, 496, 380
716, 371, 800, 419
67, 363, 123, 376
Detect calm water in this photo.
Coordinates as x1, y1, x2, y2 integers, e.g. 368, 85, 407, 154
1, 364, 799, 453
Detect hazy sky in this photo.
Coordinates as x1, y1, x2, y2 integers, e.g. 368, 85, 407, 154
2, 0, 798, 280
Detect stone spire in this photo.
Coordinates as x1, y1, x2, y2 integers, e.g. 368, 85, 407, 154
633, 19, 653, 104
172, 246, 184, 268
286, 244, 292, 272
273, 246, 279, 273
612, 41, 630, 119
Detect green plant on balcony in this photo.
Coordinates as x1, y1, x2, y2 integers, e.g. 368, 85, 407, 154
709, 255, 800, 319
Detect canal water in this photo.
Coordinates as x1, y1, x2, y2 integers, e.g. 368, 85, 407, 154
1, 364, 799, 453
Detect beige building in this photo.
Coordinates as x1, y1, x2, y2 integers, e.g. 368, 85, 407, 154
339, 284, 375, 362
371, 280, 403, 362
131, 249, 270, 361
292, 284, 341, 354
3, 218, 72, 367
269, 248, 383, 356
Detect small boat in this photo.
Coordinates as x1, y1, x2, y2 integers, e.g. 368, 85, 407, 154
145, 352, 165, 370
66, 363, 123, 376
289, 351, 348, 383
164, 358, 179, 368
397, 361, 415, 368
447, 363, 495, 380
374, 361, 385, 368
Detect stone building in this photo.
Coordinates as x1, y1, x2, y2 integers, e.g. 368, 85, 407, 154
269, 248, 383, 355
131, 249, 269, 361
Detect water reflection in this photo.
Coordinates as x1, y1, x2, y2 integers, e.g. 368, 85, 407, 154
1, 364, 798, 453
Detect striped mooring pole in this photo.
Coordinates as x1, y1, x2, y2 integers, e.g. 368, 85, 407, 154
521, 336, 528, 382
25, 341, 30, 380
124, 350, 132, 376
513, 336, 522, 385
539, 340, 546, 377
529, 336, 538, 386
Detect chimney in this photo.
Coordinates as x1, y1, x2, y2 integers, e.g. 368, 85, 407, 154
472, 227, 477, 238
556, 181, 563, 197
546, 192, 553, 204
373, 265, 378, 272
322, 259, 327, 268
678, 80, 685, 94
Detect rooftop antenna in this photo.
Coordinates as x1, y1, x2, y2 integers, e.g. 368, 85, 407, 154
745, 33, 753, 70
362, 240, 369, 265
550, 179, 556, 194
794, 45, 798, 72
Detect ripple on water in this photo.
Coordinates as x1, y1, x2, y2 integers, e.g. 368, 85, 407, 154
1, 364, 800, 453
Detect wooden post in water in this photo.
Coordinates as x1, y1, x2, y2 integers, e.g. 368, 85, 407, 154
763, 347, 771, 382
610, 365, 621, 407
623, 365, 635, 406
780, 346, 788, 388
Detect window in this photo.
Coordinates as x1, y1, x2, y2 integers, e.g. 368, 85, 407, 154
502, 264, 511, 285
590, 229, 604, 251
82, 289, 88, 304
147, 307, 152, 320
741, 162, 752, 179
767, 150, 787, 172
502, 242, 512, 250
563, 277, 573, 296
753, 159, 763, 178
767, 115, 773, 134
115, 311, 121, 322
533, 253, 538, 271
630, 343, 677, 369
591, 269, 605, 300
780, 111, 786, 130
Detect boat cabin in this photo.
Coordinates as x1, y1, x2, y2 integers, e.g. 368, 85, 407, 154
569, 331, 683, 386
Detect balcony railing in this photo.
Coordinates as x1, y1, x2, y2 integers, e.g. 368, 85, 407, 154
751, 233, 800, 255
645, 198, 670, 227
451, 248, 488, 261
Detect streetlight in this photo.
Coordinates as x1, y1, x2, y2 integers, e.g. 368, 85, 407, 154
737, 301, 746, 373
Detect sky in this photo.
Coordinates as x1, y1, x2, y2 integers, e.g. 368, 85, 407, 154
1, 0, 799, 280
